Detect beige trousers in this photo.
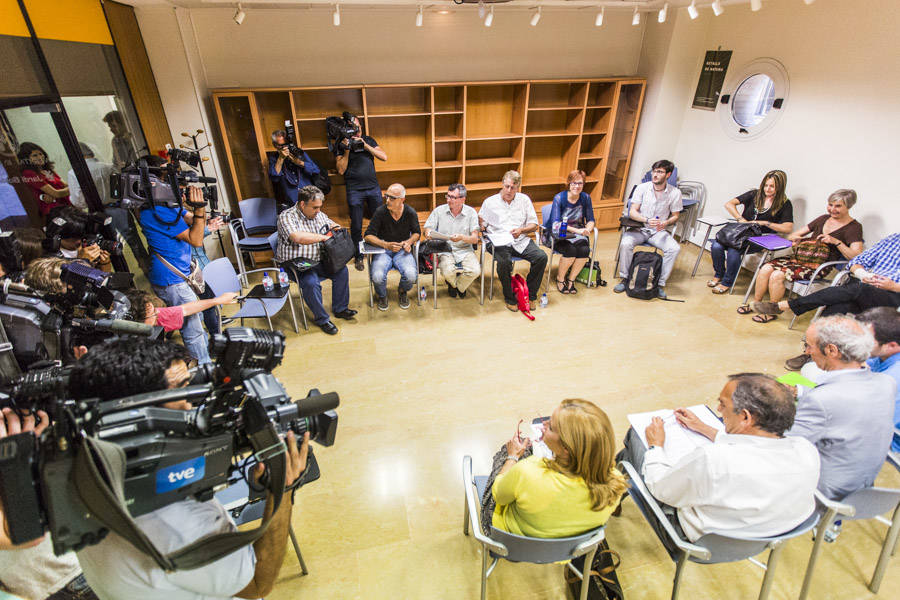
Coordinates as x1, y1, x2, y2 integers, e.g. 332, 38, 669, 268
438, 252, 481, 292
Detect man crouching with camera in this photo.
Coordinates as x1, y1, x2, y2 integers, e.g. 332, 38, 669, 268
70, 338, 309, 600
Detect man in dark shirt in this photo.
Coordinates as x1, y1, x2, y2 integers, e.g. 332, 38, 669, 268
267, 129, 321, 213
335, 114, 387, 270
364, 183, 419, 311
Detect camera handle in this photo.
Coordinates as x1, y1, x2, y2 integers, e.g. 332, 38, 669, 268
71, 403, 288, 571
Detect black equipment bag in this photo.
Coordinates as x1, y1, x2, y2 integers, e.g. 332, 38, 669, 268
319, 227, 355, 275
625, 250, 662, 300
565, 539, 625, 600
312, 171, 332, 196
715, 222, 762, 251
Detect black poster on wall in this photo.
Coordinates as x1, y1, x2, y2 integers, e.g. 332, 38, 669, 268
692, 50, 732, 110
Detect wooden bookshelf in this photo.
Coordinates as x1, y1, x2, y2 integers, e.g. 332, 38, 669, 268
211, 78, 645, 229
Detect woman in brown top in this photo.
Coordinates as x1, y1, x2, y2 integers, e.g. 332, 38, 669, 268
738, 189, 864, 323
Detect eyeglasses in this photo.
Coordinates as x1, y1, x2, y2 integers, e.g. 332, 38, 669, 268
384, 194, 402, 201
801, 338, 810, 351
569, 181, 584, 186
445, 194, 462, 200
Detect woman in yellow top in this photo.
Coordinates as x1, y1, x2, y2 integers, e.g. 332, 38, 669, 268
484, 399, 626, 538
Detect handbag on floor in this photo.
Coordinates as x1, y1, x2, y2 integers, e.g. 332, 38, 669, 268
575, 261, 606, 287
565, 539, 625, 600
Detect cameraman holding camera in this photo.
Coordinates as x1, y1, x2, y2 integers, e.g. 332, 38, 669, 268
334, 113, 387, 271
69, 338, 309, 600
43, 207, 112, 273
268, 130, 321, 213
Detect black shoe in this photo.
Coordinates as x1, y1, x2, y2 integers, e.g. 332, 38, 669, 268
785, 354, 811, 371
447, 283, 458, 298
221, 316, 235, 325
318, 321, 339, 335
398, 288, 410, 309
334, 309, 358, 320
376, 296, 389, 311
354, 256, 365, 271
458, 288, 467, 299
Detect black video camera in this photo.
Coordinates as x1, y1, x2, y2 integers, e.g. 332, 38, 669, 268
0, 327, 339, 558
326, 111, 364, 155
277, 121, 305, 158
0, 231, 24, 281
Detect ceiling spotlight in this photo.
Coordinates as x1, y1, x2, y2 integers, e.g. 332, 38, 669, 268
530, 7, 541, 27
711, 0, 724, 16
687, 0, 699, 19
751, 0, 762, 11
233, 3, 245, 25
484, 6, 493, 27
804, 0, 815, 4
438, 9, 450, 14
477, 0, 486, 20
333, 4, 340, 26
416, 5, 423, 27
658, 3, 668, 23
632, 7, 640, 26
594, 7, 604, 27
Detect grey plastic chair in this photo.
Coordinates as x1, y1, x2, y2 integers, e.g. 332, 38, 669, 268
619, 460, 819, 600
462, 455, 606, 600
798, 470, 900, 599
267, 232, 308, 331
362, 240, 421, 309
228, 217, 275, 286
203, 257, 300, 333
538, 204, 599, 292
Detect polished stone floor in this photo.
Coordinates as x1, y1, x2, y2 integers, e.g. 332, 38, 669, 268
227, 232, 899, 600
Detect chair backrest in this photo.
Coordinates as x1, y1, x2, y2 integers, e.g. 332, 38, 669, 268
691, 511, 820, 565
541, 203, 552, 228
267, 231, 278, 254
238, 197, 276, 231
839, 487, 900, 522
203, 257, 242, 295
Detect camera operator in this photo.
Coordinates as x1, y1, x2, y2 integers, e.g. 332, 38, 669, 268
43, 207, 112, 273
334, 114, 387, 271
69, 337, 309, 600
268, 129, 321, 213
138, 184, 212, 363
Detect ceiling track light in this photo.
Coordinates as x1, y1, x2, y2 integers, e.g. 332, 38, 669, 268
632, 6, 640, 26
687, 0, 698, 20
333, 4, 340, 26
751, 0, 762, 11
530, 6, 541, 27
658, 2, 668, 23
711, 0, 724, 16
804, 0, 816, 4
233, 3, 245, 25
416, 5, 423, 27
594, 7, 604, 27
484, 5, 493, 27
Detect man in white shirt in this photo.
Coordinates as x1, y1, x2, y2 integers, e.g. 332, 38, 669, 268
424, 183, 481, 298
620, 373, 819, 556
479, 171, 546, 311
614, 159, 682, 299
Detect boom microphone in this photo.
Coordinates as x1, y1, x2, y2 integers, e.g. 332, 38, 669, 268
70, 318, 164, 339
296, 391, 339, 418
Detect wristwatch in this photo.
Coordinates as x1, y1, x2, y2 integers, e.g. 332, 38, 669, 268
506, 455, 520, 462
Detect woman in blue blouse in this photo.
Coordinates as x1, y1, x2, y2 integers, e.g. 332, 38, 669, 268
546, 170, 595, 293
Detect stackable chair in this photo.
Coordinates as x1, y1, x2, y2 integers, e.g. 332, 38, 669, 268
482, 231, 541, 302
786, 261, 850, 329
229, 197, 277, 286
676, 180, 707, 242
203, 257, 301, 332
538, 204, 599, 292
618, 461, 820, 600
361, 241, 422, 308
798, 475, 900, 599
462, 456, 606, 600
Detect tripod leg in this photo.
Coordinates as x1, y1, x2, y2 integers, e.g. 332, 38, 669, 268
288, 525, 309, 576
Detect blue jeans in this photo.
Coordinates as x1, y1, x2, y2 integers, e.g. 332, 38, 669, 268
710, 240, 743, 287
346, 186, 382, 256
152, 281, 211, 363
370, 250, 417, 298
295, 264, 350, 325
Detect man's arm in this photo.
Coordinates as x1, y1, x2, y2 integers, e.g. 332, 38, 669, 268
335, 149, 349, 175
174, 187, 206, 247
628, 201, 645, 223
365, 141, 387, 162
179, 292, 238, 318
289, 230, 329, 245
642, 446, 712, 509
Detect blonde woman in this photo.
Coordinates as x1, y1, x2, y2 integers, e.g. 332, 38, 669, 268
480, 399, 626, 538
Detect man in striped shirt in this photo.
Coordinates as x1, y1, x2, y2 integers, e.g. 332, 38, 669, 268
276, 185, 356, 335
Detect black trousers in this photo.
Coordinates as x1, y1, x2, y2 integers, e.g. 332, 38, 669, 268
493, 239, 548, 304
787, 279, 900, 316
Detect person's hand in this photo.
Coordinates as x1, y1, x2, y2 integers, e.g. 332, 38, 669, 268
251, 431, 309, 491
385, 241, 402, 252
868, 275, 900, 292
673, 408, 705, 433
817, 233, 840, 246
505, 435, 531, 460
207, 216, 225, 232
216, 292, 239, 305
645, 416, 666, 447
788, 232, 804, 243
400, 240, 412, 253
654, 221, 667, 232
186, 186, 205, 210
77, 243, 101, 262
341, 138, 350, 148
278, 146, 291, 158
509, 227, 522, 238
96, 250, 111, 265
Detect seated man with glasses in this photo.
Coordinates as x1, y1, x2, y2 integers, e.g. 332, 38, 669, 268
364, 183, 421, 311
613, 159, 682, 299
424, 183, 481, 299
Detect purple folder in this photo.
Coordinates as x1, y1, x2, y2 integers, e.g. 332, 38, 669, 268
748, 235, 792, 251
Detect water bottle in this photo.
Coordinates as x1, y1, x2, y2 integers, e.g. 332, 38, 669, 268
539, 293, 548, 308
262, 271, 274, 292
419, 286, 427, 302
559, 221, 568, 238
278, 268, 290, 288
552, 221, 561, 236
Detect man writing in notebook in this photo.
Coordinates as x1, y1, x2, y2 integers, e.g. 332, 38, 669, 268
618, 374, 819, 555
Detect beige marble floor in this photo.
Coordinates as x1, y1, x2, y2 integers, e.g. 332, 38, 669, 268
239, 231, 899, 600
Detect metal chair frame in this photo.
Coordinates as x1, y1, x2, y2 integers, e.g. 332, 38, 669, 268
426, 240, 482, 309
786, 262, 850, 329
619, 460, 820, 600
537, 204, 599, 292
266, 232, 309, 331
228, 217, 274, 287
462, 456, 606, 600
362, 241, 421, 309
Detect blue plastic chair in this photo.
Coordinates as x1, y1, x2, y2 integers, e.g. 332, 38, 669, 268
238, 197, 276, 235
619, 460, 820, 600
203, 257, 300, 332
539, 204, 599, 291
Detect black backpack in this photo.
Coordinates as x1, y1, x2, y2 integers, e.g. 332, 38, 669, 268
625, 249, 662, 300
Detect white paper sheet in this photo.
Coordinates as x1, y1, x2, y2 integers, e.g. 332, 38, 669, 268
627, 405, 724, 465
487, 231, 514, 247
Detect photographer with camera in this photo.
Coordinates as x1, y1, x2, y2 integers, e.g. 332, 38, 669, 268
43, 207, 112, 273
333, 113, 387, 271
268, 129, 321, 213
67, 337, 310, 600
138, 184, 212, 364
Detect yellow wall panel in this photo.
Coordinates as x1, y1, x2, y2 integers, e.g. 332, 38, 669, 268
23, 0, 113, 45
0, 0, 30, 37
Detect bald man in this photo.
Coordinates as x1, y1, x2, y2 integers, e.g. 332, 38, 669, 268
364, 183, 421, 310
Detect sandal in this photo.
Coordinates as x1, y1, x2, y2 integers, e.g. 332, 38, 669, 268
706, 278, 721, 288
711, 285, 729, 294
736, 304, 754, 315
752, 313, 778, 323
566, 279, 578, 294
556, 279, 570, 294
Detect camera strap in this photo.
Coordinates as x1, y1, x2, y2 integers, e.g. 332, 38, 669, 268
72, 422, 287, 572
